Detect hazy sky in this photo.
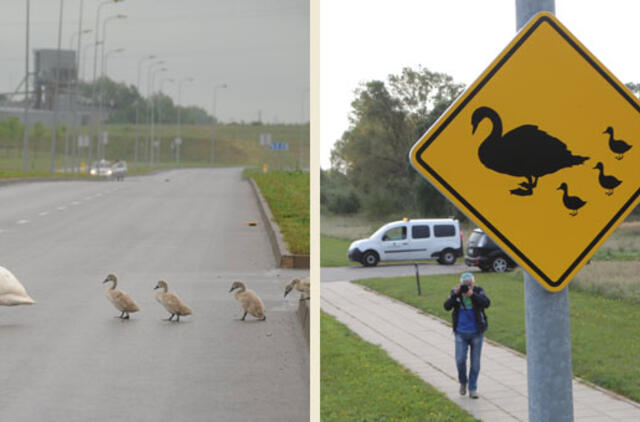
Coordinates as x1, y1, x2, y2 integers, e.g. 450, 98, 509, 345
0, 0, 309, 123
321, 0, 640, 168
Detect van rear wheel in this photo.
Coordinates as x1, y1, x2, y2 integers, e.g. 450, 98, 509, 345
438, 249, 457, 265
361, 251, 379, 267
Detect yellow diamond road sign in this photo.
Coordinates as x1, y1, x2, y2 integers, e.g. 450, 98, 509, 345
410, 12, 640, 291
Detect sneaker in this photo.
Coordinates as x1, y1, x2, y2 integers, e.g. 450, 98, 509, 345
459, 383, 467, 396
469, 390, 479, 399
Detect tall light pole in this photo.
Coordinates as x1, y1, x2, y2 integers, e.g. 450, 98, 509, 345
22, 0, 30, 173
176, 77, 193, 165
96, 14, 126, 162
176, 77, 193, 152
157, 77, 174, 164
211, 83, 227, 164
49, 0, 64, 175
68, 26, 91, 173
90, 0, 123, 171
82, 41, 98, 82
97, 47, 124, 161
135, 55, 155, 170
149, 67, 167, 165
145, 60, 165, 166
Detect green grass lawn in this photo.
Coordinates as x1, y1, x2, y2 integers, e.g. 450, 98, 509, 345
356, 272, 640, 402
321, 235, 355, 267
321, 312, 480, 422
244, 168, 309, 255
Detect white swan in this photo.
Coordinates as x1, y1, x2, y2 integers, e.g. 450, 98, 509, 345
0, 266, 35, 306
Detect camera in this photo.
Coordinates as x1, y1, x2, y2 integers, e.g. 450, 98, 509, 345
459, 284, 469, 294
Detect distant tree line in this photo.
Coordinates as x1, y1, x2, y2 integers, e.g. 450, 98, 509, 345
322, 67, 640, 220
77, 77, 214, 125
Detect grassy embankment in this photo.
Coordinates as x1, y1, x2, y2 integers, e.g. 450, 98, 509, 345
0, 122, 309, 177
355, 269, 640, 402
321, 312, 480, 422
244, 168, 309, 255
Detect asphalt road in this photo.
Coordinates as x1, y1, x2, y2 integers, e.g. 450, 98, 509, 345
321, 262, 473, 282
0, 168, 309, 422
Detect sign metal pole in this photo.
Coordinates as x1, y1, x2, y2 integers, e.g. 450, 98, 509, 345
516, 1, 573, 421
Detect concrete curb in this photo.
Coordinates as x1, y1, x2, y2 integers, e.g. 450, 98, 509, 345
247, 177, 310, 269
297, 298, 310, 347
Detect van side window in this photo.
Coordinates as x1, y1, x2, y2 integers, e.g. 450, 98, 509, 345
382, 226, 407, 241
434, 224, 455, 237
412, 225, 430, 239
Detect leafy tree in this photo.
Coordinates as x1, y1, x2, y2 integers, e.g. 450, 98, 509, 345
329, 66, 465, 218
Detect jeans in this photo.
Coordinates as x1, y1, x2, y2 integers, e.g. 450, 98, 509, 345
455, 331, 483, 391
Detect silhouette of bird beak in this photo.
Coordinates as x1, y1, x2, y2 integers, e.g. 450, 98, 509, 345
557, 185, 562, 190
153, 285, 160, 290
471, 123, 478, 135
102, 279, 108, 284
228, 286, 235, 293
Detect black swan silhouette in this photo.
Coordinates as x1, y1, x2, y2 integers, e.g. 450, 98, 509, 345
557, 183, 586, 216
603, 127, 631, 160
593, 162, 622, 196
471, 107, 589, 196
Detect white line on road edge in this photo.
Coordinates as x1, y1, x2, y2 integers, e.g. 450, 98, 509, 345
84, 196, 92, 200
16, 219, 30, 225
71, 201, 80, 206
39, 211, 49, 216
57, 206, 66, 211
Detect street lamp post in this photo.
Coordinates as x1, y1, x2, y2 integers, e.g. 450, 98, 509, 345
211, 83, 227, 164
68, 26, 91, 173
89, 0, 123, 172
96, 14, 126, 162
49, 0, 64, 175
149, 67, 167, 165
157, 77, 174, 164
176, 77, 193, 165
23, 0, 30, 173
145, 60, 165, 166
98, 47, 124, 161
135, 55, 155, 170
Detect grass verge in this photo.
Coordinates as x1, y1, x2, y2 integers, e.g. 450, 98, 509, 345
356, 271, 640, 402
321, 235, 354, 267
244, 168, 309, 255
321, 312, 480, 422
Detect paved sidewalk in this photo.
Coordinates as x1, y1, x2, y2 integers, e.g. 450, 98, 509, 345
322, 281, 640, 422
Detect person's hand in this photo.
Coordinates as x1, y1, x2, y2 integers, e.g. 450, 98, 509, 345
454, 285, 461, 295
463, 288, 473, 297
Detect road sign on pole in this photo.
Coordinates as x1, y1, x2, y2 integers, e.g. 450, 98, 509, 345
410, 12, 640, 292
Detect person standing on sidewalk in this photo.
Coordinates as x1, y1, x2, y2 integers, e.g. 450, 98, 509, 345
444, 272, 491, 399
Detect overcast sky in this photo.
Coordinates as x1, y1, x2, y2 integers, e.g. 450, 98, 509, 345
321, 0, 640, 168
0, 0, 309, 124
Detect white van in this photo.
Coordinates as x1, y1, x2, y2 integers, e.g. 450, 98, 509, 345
347, 218, 463, 267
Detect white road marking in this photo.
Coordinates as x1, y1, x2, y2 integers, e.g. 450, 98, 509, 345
95, 193, 103, 197
71, 201, 80, 206
57, 206, 66, 211
16, 219, 30, 225
84, 196, 92, 200
39, 211, 49, 216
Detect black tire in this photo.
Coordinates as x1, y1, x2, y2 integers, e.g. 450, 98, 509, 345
491, 256, 509, 273
438, 249, 457, 265
361, 251, 379, 267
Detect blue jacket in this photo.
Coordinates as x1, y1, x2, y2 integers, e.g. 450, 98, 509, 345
443, 286, 490, 333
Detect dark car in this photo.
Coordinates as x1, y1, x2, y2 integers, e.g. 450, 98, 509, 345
465, 228, 517, 272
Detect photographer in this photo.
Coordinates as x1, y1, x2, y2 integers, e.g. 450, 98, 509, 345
443, 272, 490, 399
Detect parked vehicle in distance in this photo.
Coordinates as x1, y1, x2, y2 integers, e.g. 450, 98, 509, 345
348, 218, 463, 267
89, 160, 112, 178
111, 160, 127, 181
465, 228, 517, 272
